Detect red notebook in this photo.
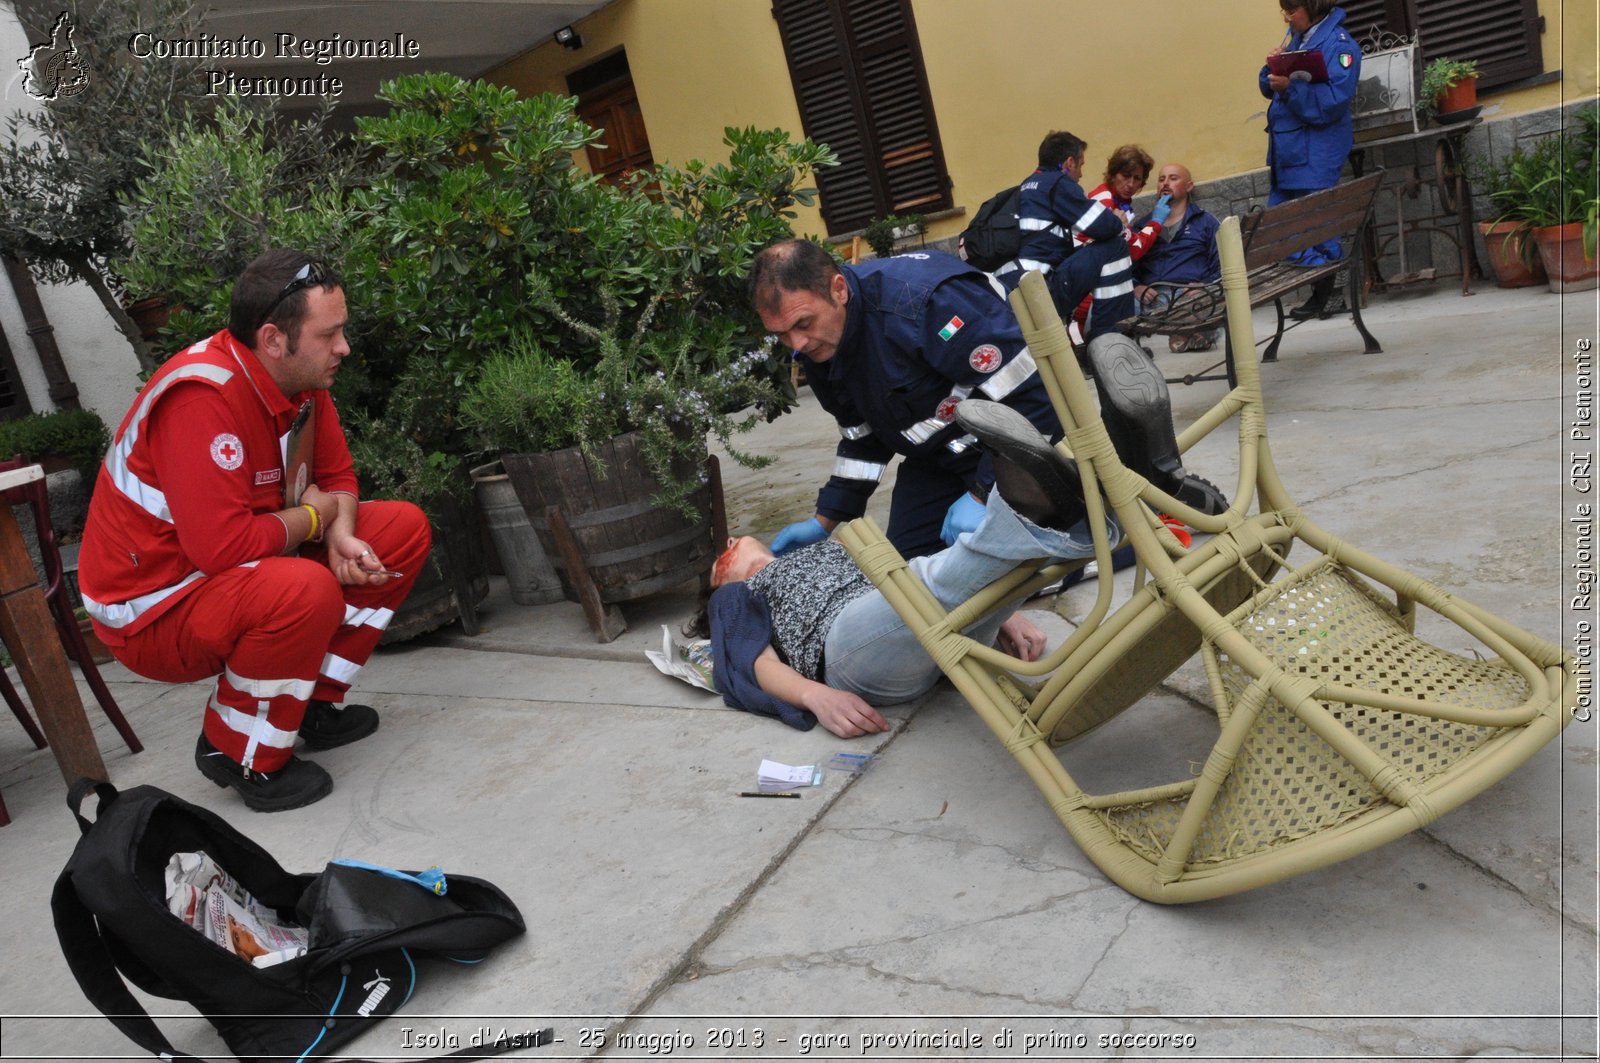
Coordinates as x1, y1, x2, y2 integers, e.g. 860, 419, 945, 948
1268, 49, 1329, 82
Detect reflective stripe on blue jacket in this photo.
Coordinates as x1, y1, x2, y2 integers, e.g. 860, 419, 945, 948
806, 251, 1059, 524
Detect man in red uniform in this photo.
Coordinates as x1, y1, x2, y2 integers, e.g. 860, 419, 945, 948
79, 249, 431, 812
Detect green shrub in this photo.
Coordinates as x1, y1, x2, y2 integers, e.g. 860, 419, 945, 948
0, 408, 110, 481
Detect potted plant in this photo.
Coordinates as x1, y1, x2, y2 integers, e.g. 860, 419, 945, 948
1418, 57, 1479, 125
1475, 144, 1549, 287
862, 213, 928, 258
1526, 105, 1600, 292
1476, 105, 1599, 292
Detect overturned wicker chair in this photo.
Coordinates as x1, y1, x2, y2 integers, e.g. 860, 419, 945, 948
837, 216, 1581, 902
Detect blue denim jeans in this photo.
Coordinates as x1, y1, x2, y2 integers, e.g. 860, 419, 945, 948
823, 493, 1113, 704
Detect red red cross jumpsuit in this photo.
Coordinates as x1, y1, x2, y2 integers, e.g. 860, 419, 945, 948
79, 330, 431, 772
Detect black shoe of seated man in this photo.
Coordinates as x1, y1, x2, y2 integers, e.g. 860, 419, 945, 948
194, 734, 332, 812
298, 700, 380, 751
954, 400, 1087, 531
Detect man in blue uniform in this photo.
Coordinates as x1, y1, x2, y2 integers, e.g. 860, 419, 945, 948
751, 239, 1224, 562
751, 238, 1059, 560
993, 130, 1135, 342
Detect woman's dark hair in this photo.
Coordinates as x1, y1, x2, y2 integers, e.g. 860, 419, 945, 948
683, 583, 713, 640
1279, 0, 1337, 20
1103, 144, 1154, 185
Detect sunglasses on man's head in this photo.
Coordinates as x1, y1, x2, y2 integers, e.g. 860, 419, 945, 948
257, 262, 329, 333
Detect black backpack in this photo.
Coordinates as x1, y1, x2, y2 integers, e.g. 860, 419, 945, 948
958, 184, 1022, 271
52, 780, 533, 1062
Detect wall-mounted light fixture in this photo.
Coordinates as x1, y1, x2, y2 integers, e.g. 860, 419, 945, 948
553, 25, 583, 50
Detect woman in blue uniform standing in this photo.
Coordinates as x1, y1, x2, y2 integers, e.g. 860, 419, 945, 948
1260, 0, 1361, 317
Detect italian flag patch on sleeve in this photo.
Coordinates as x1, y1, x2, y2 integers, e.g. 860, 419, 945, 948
938, 316, 964, 341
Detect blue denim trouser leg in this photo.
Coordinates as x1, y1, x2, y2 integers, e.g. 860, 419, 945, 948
823, 493, 1112, 704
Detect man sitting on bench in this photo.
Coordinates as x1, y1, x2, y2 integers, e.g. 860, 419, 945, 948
1135, 163, 1222, 354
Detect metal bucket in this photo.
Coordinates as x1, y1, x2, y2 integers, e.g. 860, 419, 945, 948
470, 460, 564, 606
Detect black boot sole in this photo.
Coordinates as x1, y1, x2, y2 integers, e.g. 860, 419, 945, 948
954, 401, 1084, 528
1086, 333, 1168, 422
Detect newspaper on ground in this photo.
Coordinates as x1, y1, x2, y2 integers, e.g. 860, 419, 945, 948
645, 624, 716, 693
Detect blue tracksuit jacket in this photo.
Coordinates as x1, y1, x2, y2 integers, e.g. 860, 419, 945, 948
1259, 5, 1362, 193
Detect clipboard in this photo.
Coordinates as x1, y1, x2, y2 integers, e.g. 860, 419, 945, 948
283, 399, 315, 507
1268, 49, 1329, 83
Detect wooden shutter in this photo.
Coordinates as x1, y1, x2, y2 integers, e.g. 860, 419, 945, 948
1340, 0, 1545, 90
772, 0, 952, 234
1414, 0, 1544, 91
1340, 0, 1411, 47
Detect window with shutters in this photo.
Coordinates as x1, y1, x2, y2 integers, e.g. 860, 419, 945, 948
1339, 0, 1545, 92
771, 0, 952, 235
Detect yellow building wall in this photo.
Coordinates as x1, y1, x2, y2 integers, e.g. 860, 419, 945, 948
487, 0, 1597, 244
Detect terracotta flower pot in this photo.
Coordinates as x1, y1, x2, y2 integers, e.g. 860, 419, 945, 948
1435, 78, 1477, 116
123, 297, 172, 341
1477, 221, 1546, 288
1532, 222, 1599, 293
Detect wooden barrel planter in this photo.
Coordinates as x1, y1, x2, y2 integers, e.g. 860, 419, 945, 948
380, 492, 490, 645
500, 430, 726, 642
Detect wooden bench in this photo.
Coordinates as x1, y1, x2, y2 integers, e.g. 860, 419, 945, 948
1120, 171, 1385, 386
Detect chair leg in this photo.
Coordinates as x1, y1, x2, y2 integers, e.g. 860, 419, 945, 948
1263, 299, 1285, 362
51, 601, 142, 755
2, 667, 47, 749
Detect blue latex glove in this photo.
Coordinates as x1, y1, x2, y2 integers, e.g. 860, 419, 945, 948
771, 516, 828, 555
1150, 194, 1173, 225
939, 492, 987, 546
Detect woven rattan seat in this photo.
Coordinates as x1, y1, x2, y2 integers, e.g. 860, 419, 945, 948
837, 216, 1580, 902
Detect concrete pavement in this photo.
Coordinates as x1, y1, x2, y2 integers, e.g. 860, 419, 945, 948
0, 279, 1594, 1061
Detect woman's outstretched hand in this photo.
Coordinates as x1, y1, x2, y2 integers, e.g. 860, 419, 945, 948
998, 614, 1048, 662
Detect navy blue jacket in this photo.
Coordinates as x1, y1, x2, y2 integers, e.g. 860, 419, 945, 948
806, 251, 1059, 524
1258, 6, 1361, 192
1135, 203, 1221, 286
1002, 167, 1125, 282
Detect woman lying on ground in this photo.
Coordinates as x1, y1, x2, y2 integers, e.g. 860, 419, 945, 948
687, 400, 1117, 738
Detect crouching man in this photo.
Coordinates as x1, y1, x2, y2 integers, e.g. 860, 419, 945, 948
79, 249, 431, 811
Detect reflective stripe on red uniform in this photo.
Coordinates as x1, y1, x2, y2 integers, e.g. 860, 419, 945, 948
80, 330, 357, 639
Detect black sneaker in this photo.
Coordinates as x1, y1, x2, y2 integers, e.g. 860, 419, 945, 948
194, 734, 332, 812
298, 700, 380, 751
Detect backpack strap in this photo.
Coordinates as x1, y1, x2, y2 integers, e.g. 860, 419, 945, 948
51, 863, 212, 1061
66, 778, 118, 836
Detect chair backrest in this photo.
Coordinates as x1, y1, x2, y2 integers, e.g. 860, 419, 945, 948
0, 455, 66, 599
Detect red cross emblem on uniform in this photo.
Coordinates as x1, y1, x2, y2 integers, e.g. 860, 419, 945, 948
936, 396, 962, 422
210, 432, 244, 471
969, 344, 1002, 373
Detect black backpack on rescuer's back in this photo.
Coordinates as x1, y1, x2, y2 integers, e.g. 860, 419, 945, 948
958, 183, 1022, 271
51, 780, 536, 1062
